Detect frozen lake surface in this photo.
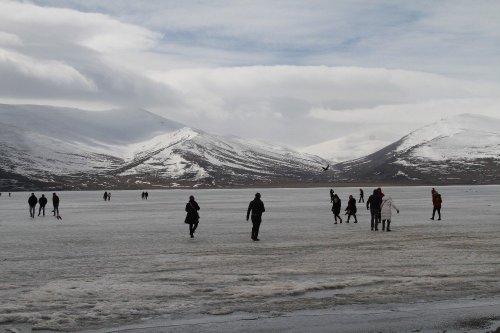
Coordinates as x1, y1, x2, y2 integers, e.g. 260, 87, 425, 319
0, 186, 499, 332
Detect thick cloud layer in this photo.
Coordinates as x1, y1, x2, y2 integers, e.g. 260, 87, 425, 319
1, 1, 499, 158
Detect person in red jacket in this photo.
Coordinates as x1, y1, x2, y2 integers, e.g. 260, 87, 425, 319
431, 189, 442, 220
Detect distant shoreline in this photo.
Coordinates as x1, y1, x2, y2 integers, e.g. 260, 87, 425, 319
4, 182, 500, 192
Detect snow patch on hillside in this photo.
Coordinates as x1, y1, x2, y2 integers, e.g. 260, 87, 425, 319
396, 114, 500, 161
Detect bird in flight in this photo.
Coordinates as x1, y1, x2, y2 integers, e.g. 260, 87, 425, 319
322, 164, 330, 171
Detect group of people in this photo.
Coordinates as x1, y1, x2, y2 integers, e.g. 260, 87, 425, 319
330, 187, 443, 231
332, 187, 399, 231
22, 187, 442, 239
27, 193, 61, 219
183, 193, 265, 241
330, 192, 358, 224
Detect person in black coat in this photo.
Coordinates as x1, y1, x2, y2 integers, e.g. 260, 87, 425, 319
345, 195, 358, 223
185, 195, 200, 238
52, 193, 60, 217
359, 188, 364, 203
28, 193, 38, 218
331, 194, 342, 224
38, 194, 48, 216
246, 193, 265, 241
366, 189, 382, 230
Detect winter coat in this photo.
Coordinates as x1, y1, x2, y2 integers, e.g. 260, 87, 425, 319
366, 194, 382, 212
331, 196, 341, 215
345, 197, 357, 215
185, 200, 200, 224
247, 199, 265, 220
381, 196, 399, 220
433, 194, 442, 208
39, 196, 48, 207
28, 195, 38, 207
52, 195, 60, 207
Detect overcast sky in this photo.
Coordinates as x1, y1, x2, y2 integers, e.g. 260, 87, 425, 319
1, 0, 499, 155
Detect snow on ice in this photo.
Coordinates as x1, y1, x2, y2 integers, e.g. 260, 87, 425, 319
0, 186, 499, 332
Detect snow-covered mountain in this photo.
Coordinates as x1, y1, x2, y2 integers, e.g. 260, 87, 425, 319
334, 114, 500, 184
0, 105, 331, 190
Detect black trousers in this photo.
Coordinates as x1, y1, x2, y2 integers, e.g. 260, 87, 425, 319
29, 206, 36, 218
432, 207, 441, 219
333, 212, 342, 223
189, 222, 198, 236
251, 216, 262, 240
38, 205, 46, 216
370, 210, 380, 230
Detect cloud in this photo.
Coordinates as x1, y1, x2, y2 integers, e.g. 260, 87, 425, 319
151, 66, 500, 146
0, 48, 96, 93
28, 0, 500, 80
0, 1, 180, 109
308, 98, 500, 124
0, 0, 499, 152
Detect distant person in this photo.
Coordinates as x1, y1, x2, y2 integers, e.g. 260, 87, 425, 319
141, 192, 145, 200
103, 191, 108, 201
359, 188, 364, 203
377, 187, 384, 222
330, 188, 334, 203
185, 195, 200, 238
431, 190, 442, 220
380, 195, 399, 232
108, 192, 111, 201
28, 193, 38, 218
246, 192, 265, 241
145, 192, 149, 200
38, 194, 48, 216
52, 193, 60, 219
331, 194, 342, 224
9, 192, 11, 197
367, 189, 382, 230
345, 195, 358, 223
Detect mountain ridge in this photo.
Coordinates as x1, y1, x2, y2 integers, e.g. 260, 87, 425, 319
0, 104, 332, 190
333, 113, 500, 185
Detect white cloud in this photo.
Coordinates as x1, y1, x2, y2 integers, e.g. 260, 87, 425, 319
0, 48, 96, 90
0, 0, 499, 153
308, 98, 500, 124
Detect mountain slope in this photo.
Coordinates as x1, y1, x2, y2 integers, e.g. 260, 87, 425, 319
0, 105, 331, 190
334, 114, 500, 184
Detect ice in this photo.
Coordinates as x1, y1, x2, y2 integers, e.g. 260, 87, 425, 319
0, 186, 499, 331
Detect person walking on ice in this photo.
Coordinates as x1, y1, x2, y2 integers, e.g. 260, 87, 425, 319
28, 193, 37, 218
247, 193, 265, 241
380, 195, 399, 231
359, 188, 364, 203
184, 195, 200, 238
345, 195, 358, 223
367, 189, 382, 230
52, 193, 61, 219
331, 193, 342, 224
38, 194, 48, 216
430, 188, 442, 220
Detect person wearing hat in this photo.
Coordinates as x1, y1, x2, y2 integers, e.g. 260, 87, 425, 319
246, 193, 266, 241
